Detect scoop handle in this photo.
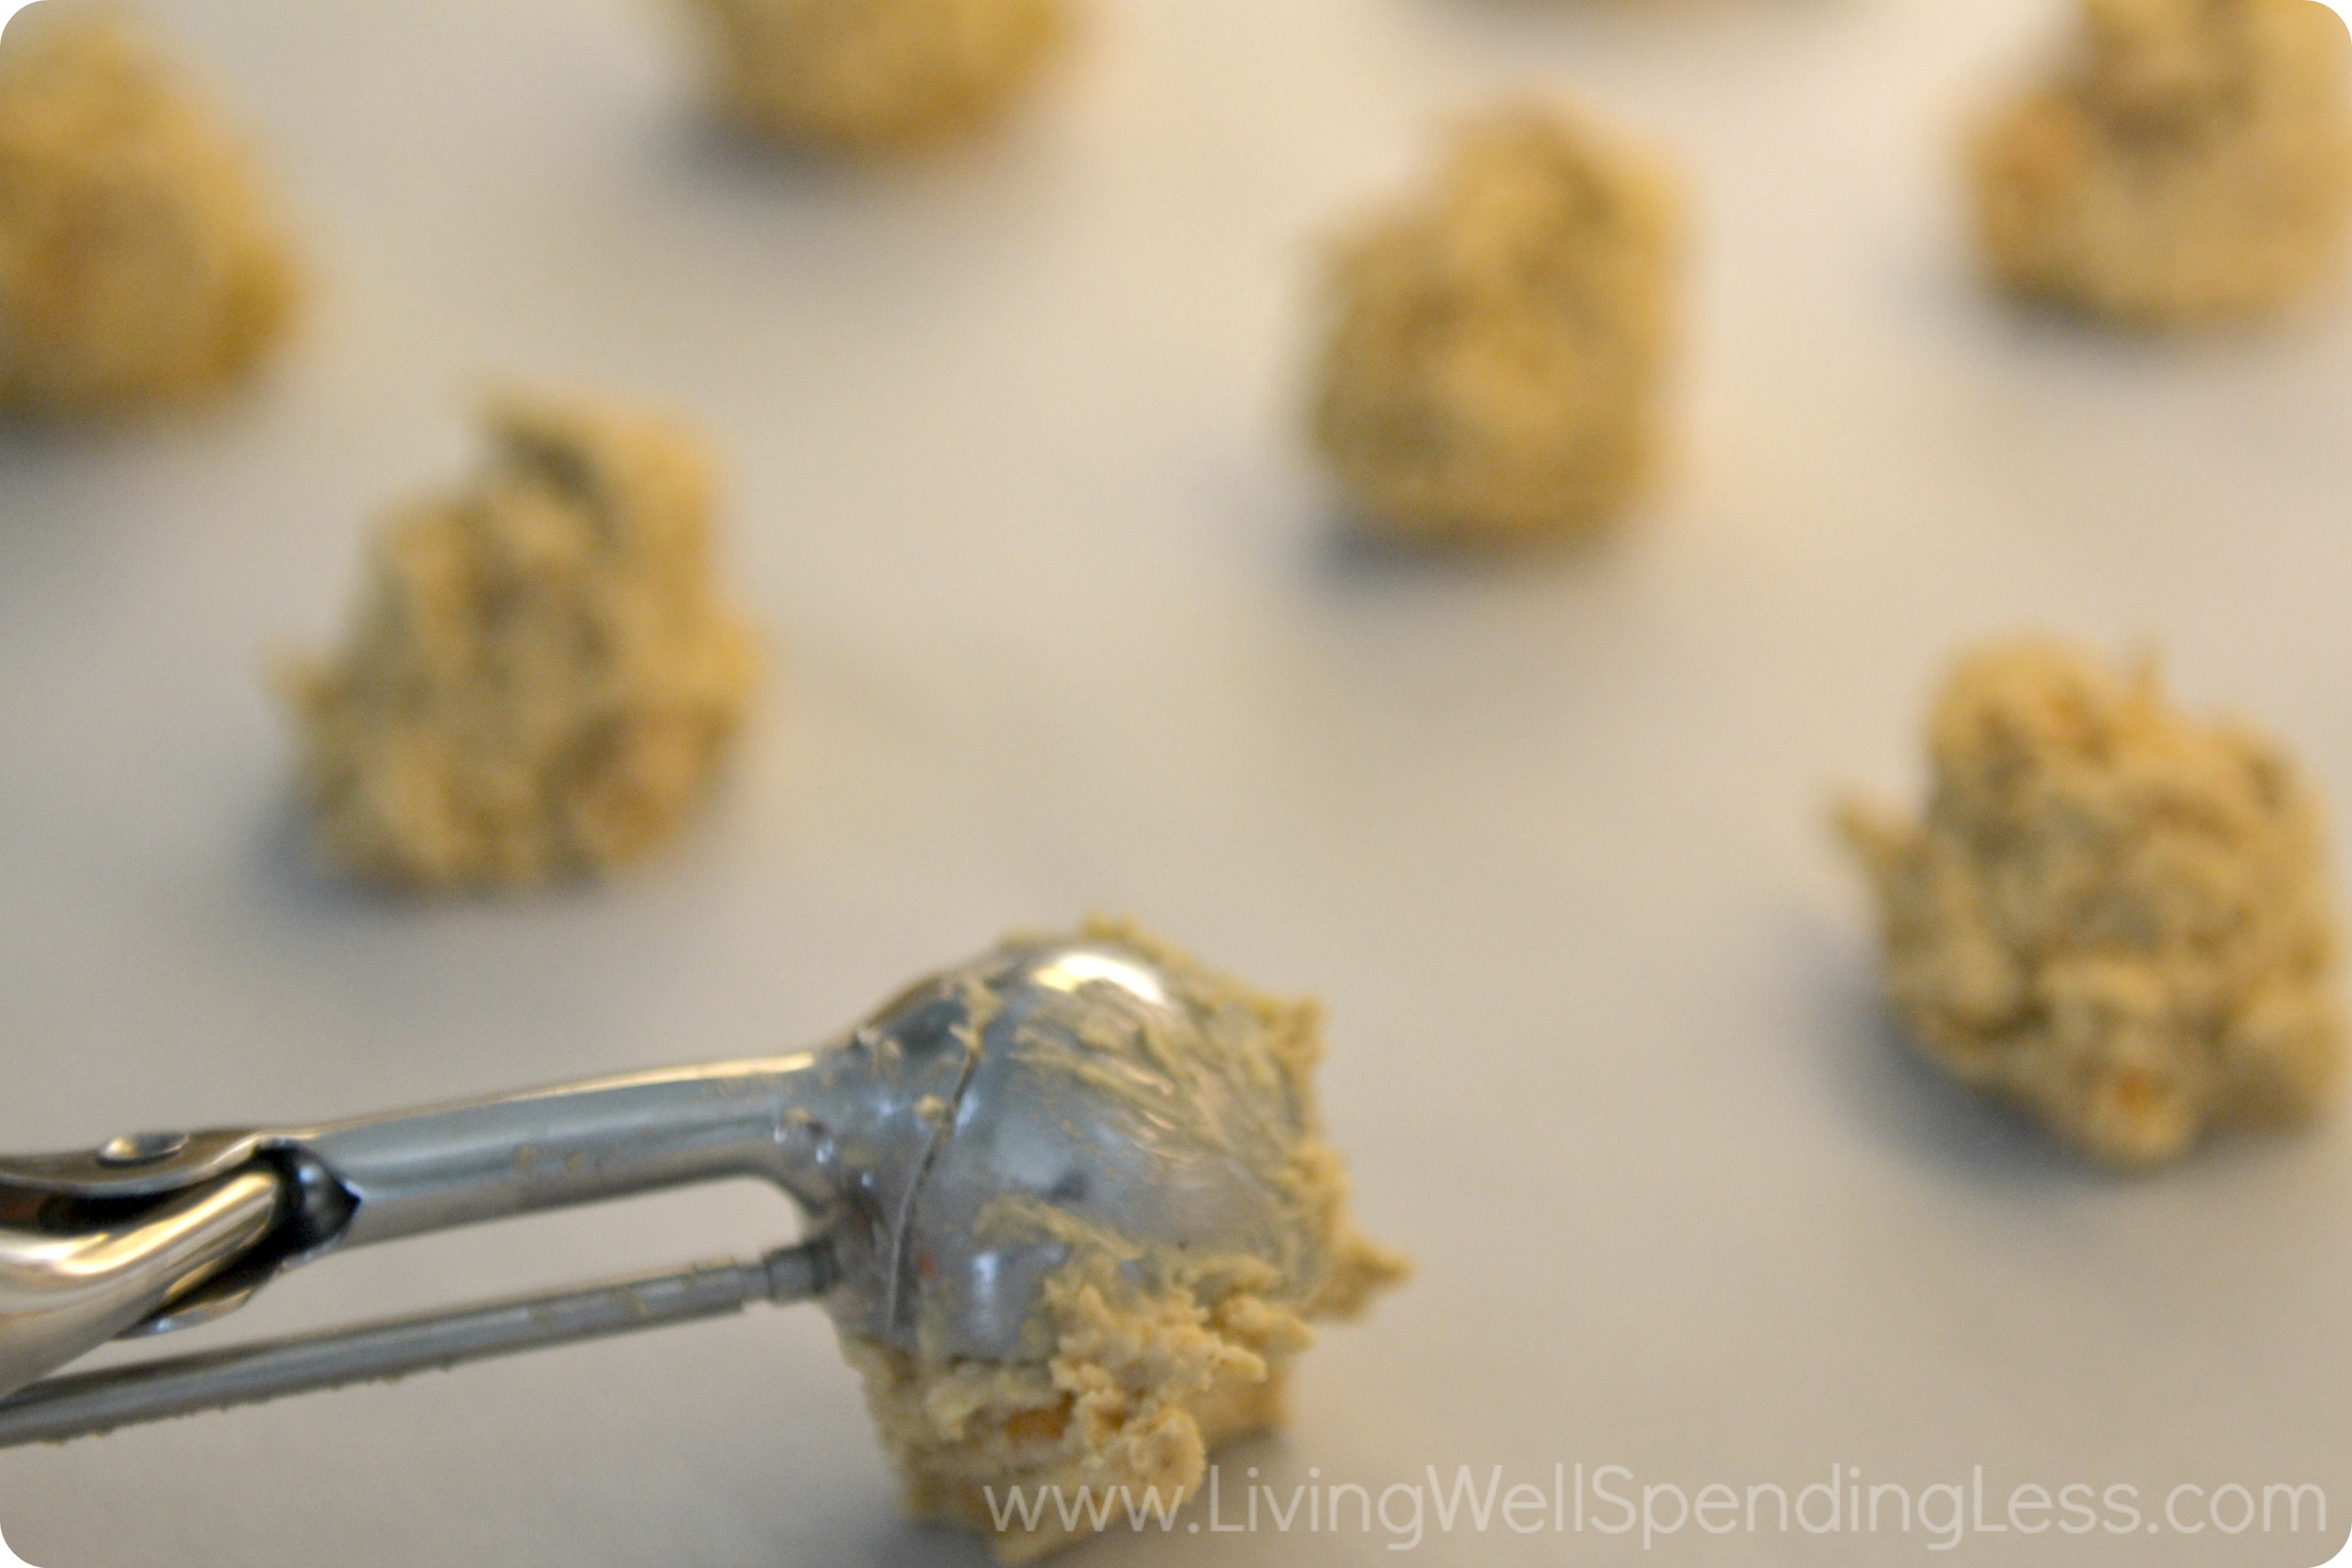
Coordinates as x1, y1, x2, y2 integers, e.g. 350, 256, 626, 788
0, 1173, 284, 1403
0, 1240, 834, 1447
291, 1055, 827, 1250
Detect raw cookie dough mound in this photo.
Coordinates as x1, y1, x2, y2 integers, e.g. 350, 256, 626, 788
284, 391, 759, 890
687, 0, 1065, 152
1311, 101, 1681, 544
1970, 0, 2352, 324
0, 8, 298, 413
1842, 639, 2343, 1167
842, 919, 1408, 1562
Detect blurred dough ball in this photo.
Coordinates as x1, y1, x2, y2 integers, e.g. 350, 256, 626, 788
1842, 638, 2343, 1168
686, 0, 1065, 151
284, 391, 761, 892
0, 8, 298, 414
1311, 101, 1681, 544
1971, 0, 2352, 324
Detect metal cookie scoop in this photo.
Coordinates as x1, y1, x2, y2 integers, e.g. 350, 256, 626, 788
0, 933, 1321, 1446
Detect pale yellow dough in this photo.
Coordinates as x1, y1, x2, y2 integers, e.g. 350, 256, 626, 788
284, 391, 759, 890
0, 7, 297, 413
1311, 101, 1681, 544
686, 0, 1064, 152
1971, 0, 2352, 324
844, 919, 1408, 1563
1842, 639, 2343, 1168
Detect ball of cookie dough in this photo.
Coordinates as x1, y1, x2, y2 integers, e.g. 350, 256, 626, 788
0, 9, 298, 414
1311, 102, 1681, 544
841, 919, 1409, 1564
1970, 0, 2352, 324
685, 0, 1065, 151
1842, 639, 2343, 1167
284, 391, 760, 890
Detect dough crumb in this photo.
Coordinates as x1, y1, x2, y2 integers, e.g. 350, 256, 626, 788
685, 0, 1065, 152
1311, 100, 1681, 544
1842, 638, 2343, 1167
846, 918, 1409, 1562
284, 391, 759, 890
1970, 0, 2352, 324
0, 7, 298, 414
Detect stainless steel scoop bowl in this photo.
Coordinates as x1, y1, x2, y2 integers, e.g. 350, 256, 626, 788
0, 934, 1321, 1445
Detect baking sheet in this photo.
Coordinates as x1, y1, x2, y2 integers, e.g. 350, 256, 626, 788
2, 0, 2349, 1563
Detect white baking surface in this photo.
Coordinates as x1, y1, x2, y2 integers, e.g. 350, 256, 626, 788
2, 0, 2349, 1563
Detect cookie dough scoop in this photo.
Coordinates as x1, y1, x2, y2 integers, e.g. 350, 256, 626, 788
0, 928, 1397, 1473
